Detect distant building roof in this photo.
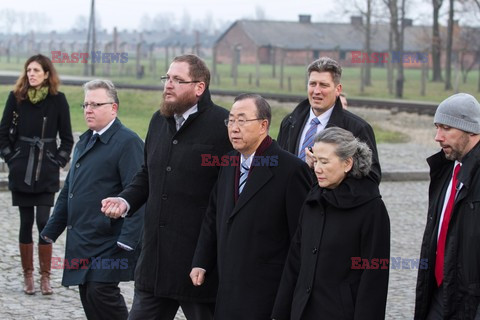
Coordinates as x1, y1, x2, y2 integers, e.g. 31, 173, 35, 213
217, 19, 433, 52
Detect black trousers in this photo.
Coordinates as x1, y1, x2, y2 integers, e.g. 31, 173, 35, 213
128, 288, 215, 320
79, 281, 128, 320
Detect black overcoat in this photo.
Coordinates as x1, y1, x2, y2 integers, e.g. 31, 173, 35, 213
272, 177, 390, 320
41, 118, 145, 286
118, 90, 232, 302
277, 97, 381, 184
0, 91, 73, 196
192, 140, 312, 320
415, 142, 480, 319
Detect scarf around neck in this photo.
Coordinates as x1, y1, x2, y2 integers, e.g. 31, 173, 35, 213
27, 86, 49, 104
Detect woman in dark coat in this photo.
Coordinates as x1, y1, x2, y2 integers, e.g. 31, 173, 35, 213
272, 127, 390, 320
0, 54, 73, 295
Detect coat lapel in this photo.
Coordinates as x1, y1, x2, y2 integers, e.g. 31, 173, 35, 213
229, 163, 273, 219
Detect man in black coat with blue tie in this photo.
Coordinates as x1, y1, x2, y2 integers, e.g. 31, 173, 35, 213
190, 94, 312, 319
41, 79, 145, 320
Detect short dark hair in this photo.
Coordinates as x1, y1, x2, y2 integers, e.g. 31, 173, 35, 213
172, 54, 210, 88
234, 93, 271, 129
83, 79, 120, 107
307, 57, 342, 85
314, 127, 372, 178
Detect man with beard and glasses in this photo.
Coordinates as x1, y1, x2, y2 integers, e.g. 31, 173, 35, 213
415, 93, 480, 319
100, 55, 232, 320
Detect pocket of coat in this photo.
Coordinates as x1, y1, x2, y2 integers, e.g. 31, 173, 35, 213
339, 282, 355, 319
45, 150, 59, 166
7, 147, 21, 164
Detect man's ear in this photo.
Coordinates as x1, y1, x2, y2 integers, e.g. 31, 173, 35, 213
195, 82, 206, 97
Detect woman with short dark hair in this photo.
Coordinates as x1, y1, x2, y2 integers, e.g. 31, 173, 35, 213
272, 127, 390, 320
0, 54, 73, 295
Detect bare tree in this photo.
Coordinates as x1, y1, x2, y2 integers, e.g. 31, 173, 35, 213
0, 9, 17, 34
29, 12, 50, 33
151, 13, 175, 32
444, 0, 454, 90
431, 0, 444, 81
180, 10, 191, 33
363, 0, 373, 86
384, 0, 406, 98
457, 26, 480, 83
337, 0, 377, 87
138, 14, 152, 31
73, 15, 89, 31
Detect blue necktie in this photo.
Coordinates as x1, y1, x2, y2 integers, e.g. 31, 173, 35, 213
86, 133, 99, 150
239, 160, 250, 194
299, 118, 320, 161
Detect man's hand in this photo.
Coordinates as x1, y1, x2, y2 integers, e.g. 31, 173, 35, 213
101, 197, 127, 219
305, 147, 314, 169
190, 268, 206, 286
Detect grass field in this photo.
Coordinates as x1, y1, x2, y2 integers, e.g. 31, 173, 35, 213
0, 84, 408, 143
1, 54, 478, 104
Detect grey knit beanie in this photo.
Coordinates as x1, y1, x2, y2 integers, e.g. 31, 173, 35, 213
434, 93, 480, 134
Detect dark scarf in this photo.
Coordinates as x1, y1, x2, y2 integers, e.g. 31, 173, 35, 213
234, 135, 273, 202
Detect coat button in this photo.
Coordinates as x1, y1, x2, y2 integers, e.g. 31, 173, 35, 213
161, 194, 168, 200
67, 225, 72, 230
69, 193, 73, 198
166, 166, 172, 172
172, 140, 178, 145
306, 286, 311, 293
75, 163, 80, 168
312, 247, 318, 254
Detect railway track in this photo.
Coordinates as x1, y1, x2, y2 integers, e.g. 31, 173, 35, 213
0, 74, 438, 115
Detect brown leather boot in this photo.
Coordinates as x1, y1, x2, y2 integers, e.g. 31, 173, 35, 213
38, 244, 53, 295
19, 243, 35, 295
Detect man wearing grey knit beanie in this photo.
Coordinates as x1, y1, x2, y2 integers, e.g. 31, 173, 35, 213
415, 93, 480, 319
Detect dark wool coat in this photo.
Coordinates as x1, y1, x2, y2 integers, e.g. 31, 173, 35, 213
272, 177, 390, 320
41, 118, 145, 286
118, 90, 232, 302
277, 97, 381, 184
415, 142, 480, 319
192, 140, 312, 320
0, 91, 73, 197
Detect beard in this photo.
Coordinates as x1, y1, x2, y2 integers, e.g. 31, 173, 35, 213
160, 90, 199, 117
442, 132, 470, 161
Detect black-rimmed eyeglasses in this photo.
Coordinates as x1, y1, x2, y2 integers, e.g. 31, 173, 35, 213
160, 76, 200, 85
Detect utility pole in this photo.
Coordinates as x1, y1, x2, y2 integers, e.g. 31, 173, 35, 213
84, 0, 96, 76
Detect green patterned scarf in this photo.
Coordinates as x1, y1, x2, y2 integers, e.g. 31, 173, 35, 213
27, 86, 49, 104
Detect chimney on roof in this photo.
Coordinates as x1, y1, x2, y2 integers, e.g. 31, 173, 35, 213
403, 18, 413, 27
350, 16, 363, 26
299, 15, 311, 23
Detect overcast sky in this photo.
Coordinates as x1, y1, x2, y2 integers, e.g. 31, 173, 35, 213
1, 0, 475, 34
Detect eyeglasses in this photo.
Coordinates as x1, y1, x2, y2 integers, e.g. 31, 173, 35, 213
224, 118, 264, 127
160, 76, 200, 85
81, 102, 114, 109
